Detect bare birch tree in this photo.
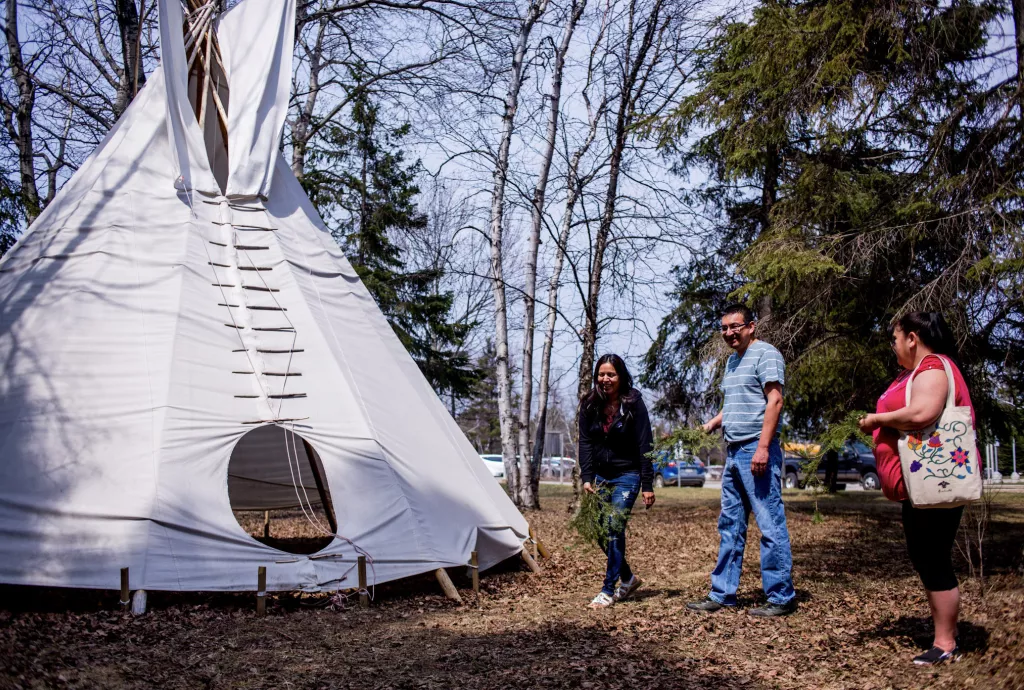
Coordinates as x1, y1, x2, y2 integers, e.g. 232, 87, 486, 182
2, 0, 41, 221
488, 0, 548, 502
577, 0, 670, 403
515, 0, 585, 509
531, 87, 609, 504
2, 0, 158, 230
112, 0, 147, 116
288, 0, 489, 181
549, 0, 696, 507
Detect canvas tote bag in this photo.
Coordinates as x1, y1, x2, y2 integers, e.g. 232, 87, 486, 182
899, 355, 982, 508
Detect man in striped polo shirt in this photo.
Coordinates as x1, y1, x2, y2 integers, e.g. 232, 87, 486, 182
687, 304, 797, 617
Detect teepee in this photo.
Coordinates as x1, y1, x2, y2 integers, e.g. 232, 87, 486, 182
0, 0, 529, 593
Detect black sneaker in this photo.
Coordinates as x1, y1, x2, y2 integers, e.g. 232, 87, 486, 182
747, 600, 797, 617
913, 646, 961, 666
686, 597, 725, 612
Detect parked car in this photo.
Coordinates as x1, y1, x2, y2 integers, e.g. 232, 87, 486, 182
782, 441, 879, 490
479, 454, 505, 478
652, 450, 706, 488
541, 456, 575, 478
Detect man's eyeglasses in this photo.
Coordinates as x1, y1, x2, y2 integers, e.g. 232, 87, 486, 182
720, 322, 751, 334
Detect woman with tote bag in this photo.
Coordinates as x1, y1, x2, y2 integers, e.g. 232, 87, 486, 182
858, 312, 979, 666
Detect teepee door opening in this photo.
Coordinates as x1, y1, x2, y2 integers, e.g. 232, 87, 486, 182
227, 425, 336, 555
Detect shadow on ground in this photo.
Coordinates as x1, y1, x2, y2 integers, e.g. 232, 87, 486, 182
0, 586, 764, 689
857, 614, 990, 653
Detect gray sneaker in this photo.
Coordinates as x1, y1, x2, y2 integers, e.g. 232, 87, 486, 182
686, 597, 725, 612
614, 575, 642, 602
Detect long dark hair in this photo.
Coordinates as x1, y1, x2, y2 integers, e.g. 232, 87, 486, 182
580, 354, 640, 419
894, 311, 959, 361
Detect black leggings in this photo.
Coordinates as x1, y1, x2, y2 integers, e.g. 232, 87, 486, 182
901, 500, 964, 592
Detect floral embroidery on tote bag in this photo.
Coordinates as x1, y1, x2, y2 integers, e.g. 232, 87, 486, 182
904, 423, 973, 480
899, 358, 981, 507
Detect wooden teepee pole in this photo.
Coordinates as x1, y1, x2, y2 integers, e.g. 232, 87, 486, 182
180, 0, 228, 143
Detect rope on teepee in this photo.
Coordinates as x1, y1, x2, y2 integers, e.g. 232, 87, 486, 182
279, 423, 378, 602
282, 426, 331, 535
235, 233, 301, 420
181, 186, 277, 408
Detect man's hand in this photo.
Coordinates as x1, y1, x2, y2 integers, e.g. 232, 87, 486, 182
702, 412, 722, 434
583, 482, 596, 494
751, 446, 770, 476
642, 491, 655, 508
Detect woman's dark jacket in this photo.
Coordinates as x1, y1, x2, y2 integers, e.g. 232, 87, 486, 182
578, 394, 654, 492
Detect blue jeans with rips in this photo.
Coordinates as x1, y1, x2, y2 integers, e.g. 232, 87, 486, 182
595, 472, 640, 596
709, 438, 796, 606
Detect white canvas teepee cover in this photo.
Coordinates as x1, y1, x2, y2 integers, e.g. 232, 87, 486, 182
0, 0, 528, 593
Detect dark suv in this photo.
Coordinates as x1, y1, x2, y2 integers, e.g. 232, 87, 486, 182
783, 441, 879, 491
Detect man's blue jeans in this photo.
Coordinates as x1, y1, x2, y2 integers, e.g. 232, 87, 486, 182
595, 472, 640, 596
709, 438, 795, 606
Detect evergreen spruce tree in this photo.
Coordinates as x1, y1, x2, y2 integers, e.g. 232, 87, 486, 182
0, 172, 21, 258
645, 0, 1023, 435
457, 339, 503, 454
304, 84, 479, 402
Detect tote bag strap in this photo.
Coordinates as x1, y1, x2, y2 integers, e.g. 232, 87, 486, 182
904, 355, 957, 411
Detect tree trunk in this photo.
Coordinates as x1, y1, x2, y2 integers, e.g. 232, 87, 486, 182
488, 0, 548, 504
572, 0, 664, 509
516, 0, 584, 510
4, 0, 40, 222
290, 18, 327, 181
576, 0, 660, 401
113, 0, 146, 117
531, 153, 583, 501
761, 143, 778, 231
757, 144, 779, 323
1013, 0, 1024, 118
535, 86, 605, 510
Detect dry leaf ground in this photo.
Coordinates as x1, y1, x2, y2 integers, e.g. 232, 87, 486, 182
2, 486, 1023, 689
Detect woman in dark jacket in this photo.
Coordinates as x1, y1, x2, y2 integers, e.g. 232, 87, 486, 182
578, 354, 655, 608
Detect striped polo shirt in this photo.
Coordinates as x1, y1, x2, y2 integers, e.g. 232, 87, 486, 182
720, 340, 785, 443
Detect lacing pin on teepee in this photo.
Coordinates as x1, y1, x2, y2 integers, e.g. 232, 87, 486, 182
177, 0, 308, 415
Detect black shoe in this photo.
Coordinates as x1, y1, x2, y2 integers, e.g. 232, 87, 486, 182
913, 646, 961, 666
747, 600, 797, 617
686, 597, 725, 612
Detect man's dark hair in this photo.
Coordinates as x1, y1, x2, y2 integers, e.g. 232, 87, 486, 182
722, 303, 755, 324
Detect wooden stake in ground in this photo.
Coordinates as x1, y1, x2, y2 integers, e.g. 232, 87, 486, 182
470, 551, 480, 593
529, 526, 551, 559
256, 566, 267, 617
263, 510, 270, 538
357, 556, 369, 608
520, 547, 541, 574
434, 569, 463, 604
120, 567, 130, 609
